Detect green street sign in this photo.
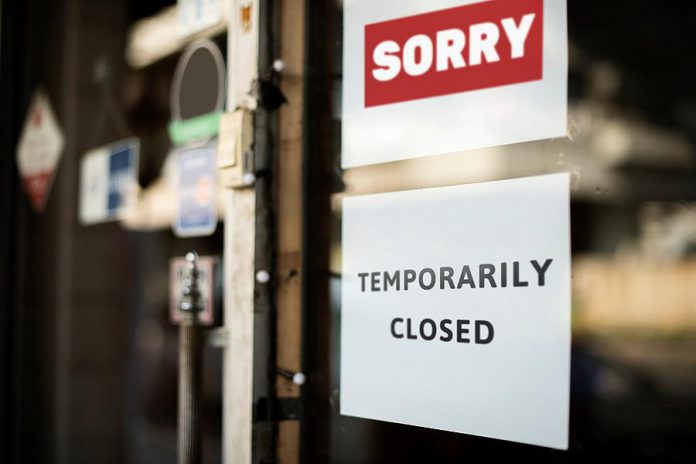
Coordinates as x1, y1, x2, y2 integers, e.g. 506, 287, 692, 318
168, 112, 222, 146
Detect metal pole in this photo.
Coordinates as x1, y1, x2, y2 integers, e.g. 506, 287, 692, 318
178, 252, 203, 464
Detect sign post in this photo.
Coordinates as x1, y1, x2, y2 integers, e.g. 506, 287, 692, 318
169, 39, 227, 238
178, 252, 204, 464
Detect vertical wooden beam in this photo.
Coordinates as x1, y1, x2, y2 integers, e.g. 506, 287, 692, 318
223, 0, 260, 463
223, 188, 256, 464
276, 0, 305, 462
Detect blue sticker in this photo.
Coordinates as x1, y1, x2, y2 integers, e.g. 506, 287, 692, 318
108, 144, 136, 215
175, 144, 218, 237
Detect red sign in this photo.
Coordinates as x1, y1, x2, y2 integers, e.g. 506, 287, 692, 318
365, 0, 543, 108
16, 91, 65, 213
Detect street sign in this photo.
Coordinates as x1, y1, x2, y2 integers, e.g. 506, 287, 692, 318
16, 90, 65, 212
79, 138, 140, 225
342, 0, 568, 167
174, 143, 218, 237
341, 173, 571, 449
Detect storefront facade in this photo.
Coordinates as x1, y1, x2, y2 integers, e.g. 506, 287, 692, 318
2, 0, 696, 463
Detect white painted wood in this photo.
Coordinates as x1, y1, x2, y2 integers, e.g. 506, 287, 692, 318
223, 188, 256, 464
223, 0, 260, 462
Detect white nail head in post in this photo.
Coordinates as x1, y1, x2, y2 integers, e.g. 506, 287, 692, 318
272, 59, 285, 73
292, 372, 306, 386
243, 172, 256, 186
255, 270, 271, 284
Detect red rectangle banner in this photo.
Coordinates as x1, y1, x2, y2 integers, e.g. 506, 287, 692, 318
365, 0, 544, 107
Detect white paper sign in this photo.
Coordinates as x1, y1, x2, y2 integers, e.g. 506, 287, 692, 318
79, 138, 139, 225
342, 0, 568, 168
341, 173, 571, 449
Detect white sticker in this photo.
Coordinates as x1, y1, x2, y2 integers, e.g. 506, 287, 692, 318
341, 173, 571, 449
342, 0, 568, 167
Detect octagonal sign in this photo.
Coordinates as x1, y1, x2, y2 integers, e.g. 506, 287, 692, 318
16, 90, 65, 212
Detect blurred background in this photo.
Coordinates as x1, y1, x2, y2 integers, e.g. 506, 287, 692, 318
1, 0, 696, 463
